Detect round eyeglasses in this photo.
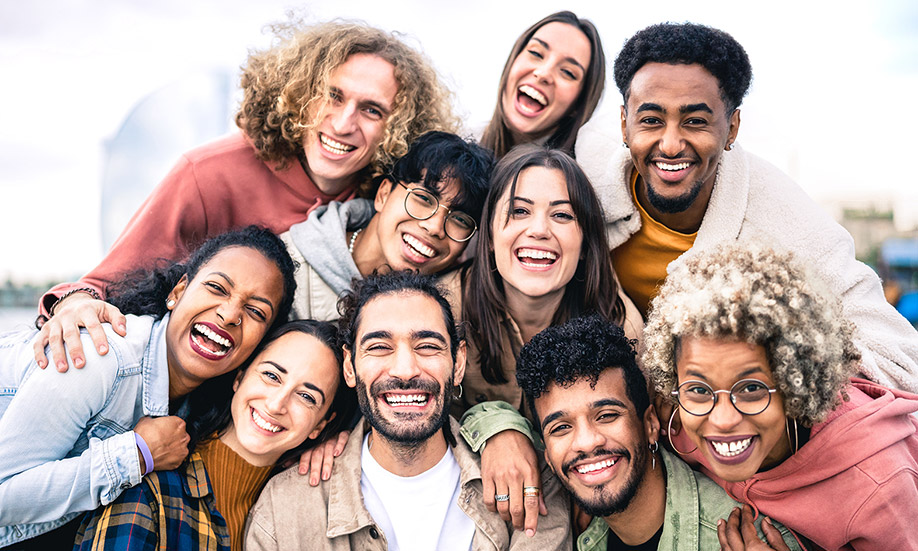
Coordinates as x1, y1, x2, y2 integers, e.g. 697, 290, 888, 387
397, 181, 477, 242
672, 379, 778, 416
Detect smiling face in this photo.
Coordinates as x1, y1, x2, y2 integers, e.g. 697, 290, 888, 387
165, 246, 285, 399
342, 291, 466, 444
621, 62, 740, 227
368, 177, 469, 273
492, 166, 583, 304
539, 368, 658, 517
502, 22, 591, 143
301, 53, 399, 195
222, 331, 341, 466
675, 336, 790, 482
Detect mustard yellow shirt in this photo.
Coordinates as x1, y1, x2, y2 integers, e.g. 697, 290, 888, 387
612, 170, 697, 316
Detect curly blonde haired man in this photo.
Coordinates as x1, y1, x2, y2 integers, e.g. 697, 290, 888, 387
36, 20, 457, 373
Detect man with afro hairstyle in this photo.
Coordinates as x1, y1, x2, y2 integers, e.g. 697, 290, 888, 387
516, 315, 802, 550
574, 22, 918, 393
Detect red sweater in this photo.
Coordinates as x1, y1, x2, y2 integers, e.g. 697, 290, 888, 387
40, 132, 355, 316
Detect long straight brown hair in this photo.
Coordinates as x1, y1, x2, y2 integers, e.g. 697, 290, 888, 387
480, 11, 605, 159
463, 144, 624, 384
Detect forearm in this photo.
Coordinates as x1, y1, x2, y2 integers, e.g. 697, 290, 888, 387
460, 400, 538, 452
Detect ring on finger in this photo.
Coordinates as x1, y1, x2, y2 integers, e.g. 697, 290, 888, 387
523, 486, 540, 497
494, 493, 511, 502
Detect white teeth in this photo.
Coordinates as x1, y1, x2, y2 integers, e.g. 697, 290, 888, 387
519, 85, 548, 106
403, 234, 435, 258
710, 437, 753, 457
251, 409, 283, 433
655, 162, 691, 171
517, 248, 557, 260
384, 394, 428, 406
193, 323, 231, 348
319, 134, 356, 155
576, 458, 617, 474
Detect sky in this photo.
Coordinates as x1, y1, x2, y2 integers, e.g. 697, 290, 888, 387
1, 0, 917, 282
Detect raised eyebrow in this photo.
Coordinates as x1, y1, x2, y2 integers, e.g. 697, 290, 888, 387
680, 103, 714, 115
360, 330, 392, 346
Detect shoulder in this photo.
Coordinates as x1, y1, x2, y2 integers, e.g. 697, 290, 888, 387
180, 133, 258, 165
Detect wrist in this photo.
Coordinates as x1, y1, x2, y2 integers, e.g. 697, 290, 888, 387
49, 287, 102, 317
134, 432, 154, 475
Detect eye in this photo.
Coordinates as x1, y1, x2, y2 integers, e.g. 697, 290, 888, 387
298, 392, 318, 406
735, 380, 769, 394
547, 423, 571, 436
328, 88, 343, 103
639, 116, 663, 126
261, 370, 280, 383
526, 48, 544, 60
416, 342, 446, 355
450, 213, 474, 230
510, 205, 530, 218
365, 342, 392, 355
551, 210, 576, 222
363, 106, 383, 120
685, 117, 708, 126
597, 411, 620, 422
560, 68, 578, 80
204, 282, 227, 295
246, 306, 267, 322
684, 384, 713, 398
410, 189, 437, 208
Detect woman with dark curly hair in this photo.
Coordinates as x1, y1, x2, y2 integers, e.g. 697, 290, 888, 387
479, 11, 605, 159
0, 226, 296, 549
643, 244, 918, 551
35, 19, 457, 375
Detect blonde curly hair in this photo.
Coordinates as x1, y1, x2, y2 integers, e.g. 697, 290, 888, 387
642, 244, 860, 426
235, 20, 458, 196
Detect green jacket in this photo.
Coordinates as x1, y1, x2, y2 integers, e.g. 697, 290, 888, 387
576, 449, 802, 551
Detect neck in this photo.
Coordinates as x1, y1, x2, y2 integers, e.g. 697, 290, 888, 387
603, 458, 667, 546
166, 358, 197, 401
366, 428, 448, 477
634, 172, 712, 234
504, 287, 564, 343
301, 158, 354, 197
218, 422, 281, 467
351, 218, 385, 277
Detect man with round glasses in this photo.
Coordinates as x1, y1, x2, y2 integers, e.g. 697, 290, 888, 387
281, 131, 495, 320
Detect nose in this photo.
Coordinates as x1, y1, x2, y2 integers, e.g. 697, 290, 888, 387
216, 300, 243, 327
417, 208, 448, 240
387, 344, 423, 381
570, 421, 604, 454
532, 63, 552, 84
524, 213, 551, 239
706, 393, 744, 431
330, 102, 358, 135
659, 123, 685, 157
264, 389, 289, 416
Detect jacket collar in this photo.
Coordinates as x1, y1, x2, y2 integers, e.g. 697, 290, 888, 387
142, 314, 171, 417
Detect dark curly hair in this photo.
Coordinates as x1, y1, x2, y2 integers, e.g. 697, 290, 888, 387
613, 22, 752, 112
386, 131, 495, 227
184, 319, 358, 467
337, 270, 462, 362
516, 314, 648, 429
106, 225, 297, 329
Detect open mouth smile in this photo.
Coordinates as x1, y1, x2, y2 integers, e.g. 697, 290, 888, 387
516, 247, 557, 269
516, 84, 548, 115
189, 322, 234, 360
383, 393, 430, 408
706, 435, 757, 465
251, 408, 284, 433
319, 133, 357, 156
403, 233, 437, 261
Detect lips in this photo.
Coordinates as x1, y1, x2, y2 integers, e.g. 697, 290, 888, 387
650, 159, 696, 183
251, 407, 285, 434
515, 247, 558, 269
563, 452, 626, 485
516, 84, 548, 115
189, 322, 234, 360
383, 392, 430, 408
318, 133, 357, 156
402, 233, 438, 264
706, 435, 756, 465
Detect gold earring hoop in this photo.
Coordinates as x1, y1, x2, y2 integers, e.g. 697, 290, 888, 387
667, 408, 698, 456
786, 417, 799, 454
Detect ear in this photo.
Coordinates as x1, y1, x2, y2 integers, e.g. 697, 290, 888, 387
232, 369, 246, 393
374, 177, 395, 211
620, 104, 628, 144
644, 403, 661, 444
453, 340, 468, 386
342, 346, 357, 388
726, 109, 741, 150
166, 274, 189, 309
309, 412, 335, 440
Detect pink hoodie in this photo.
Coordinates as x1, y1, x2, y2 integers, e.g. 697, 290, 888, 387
697, 379, 918, 551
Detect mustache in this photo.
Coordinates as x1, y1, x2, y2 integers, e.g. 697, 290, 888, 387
561, 448, 630, 476
369, 377, 442, 396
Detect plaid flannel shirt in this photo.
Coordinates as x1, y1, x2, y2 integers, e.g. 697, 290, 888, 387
73, 452, 230, 551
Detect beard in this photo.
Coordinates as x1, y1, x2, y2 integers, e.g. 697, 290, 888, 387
645, 176, 705, 214
559, 445, 647, 517
355, 374, 453, 445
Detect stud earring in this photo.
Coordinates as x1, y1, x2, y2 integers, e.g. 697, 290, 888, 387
166, 299, 175, 308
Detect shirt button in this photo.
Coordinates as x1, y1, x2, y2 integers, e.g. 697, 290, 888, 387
471, 431, 480, 439
369, 527, 380, 539
121, 482, 131, 489
475, 394, 488, 403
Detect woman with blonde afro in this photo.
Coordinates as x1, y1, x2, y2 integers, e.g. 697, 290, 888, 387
643, 244, 918, 551
35, 19, 457, 373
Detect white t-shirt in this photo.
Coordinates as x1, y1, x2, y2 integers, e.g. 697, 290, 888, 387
360, 434, 475, 551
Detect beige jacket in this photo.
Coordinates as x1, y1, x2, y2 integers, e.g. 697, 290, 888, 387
244, 418, 572, 551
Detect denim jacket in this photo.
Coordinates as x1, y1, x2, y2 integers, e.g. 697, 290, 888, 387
576, 449, 802, 551
0, 314, 170, 547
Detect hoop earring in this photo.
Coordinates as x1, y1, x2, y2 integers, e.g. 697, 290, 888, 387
667, 409, 698, 456
453, 383, 463, 400
649, 440, 659, 470
785, 417, 799, 454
